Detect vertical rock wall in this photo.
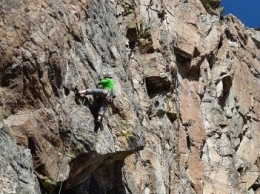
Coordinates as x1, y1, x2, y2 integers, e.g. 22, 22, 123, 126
116, 0, 260, 194
1, 0, 145, 193
0, 0, 260, 194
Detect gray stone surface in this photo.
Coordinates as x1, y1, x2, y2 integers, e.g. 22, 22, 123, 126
0, 130, 41, 194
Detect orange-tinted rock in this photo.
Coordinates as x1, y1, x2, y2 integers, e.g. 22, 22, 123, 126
1, 0, 260, 193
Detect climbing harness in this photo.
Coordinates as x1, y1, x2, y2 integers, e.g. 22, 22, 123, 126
105, 91, 116, 103
100, 89, 109, 98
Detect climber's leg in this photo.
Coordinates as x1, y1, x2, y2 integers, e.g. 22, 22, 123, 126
96, 100, 108, 123
78, 88, 103, 97
91, 89, 104, 97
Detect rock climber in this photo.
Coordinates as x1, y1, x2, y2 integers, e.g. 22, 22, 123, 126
75, 72, 115, 124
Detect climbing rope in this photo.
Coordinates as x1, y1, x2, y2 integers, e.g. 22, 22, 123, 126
55, 112, 74, 194
58, 181, 63, 194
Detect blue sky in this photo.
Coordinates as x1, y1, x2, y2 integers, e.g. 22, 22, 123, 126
220, 0, 260, 28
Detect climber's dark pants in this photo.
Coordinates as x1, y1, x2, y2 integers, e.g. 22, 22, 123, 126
85, 89, 109, 116
85, 89, 104, 97
97, 98, 109, 116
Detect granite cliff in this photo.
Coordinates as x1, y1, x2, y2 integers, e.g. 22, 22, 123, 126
1, 0, 260, 193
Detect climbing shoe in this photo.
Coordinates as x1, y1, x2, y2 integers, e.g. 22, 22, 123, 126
74, 87, 80, 96
76, 97, 83, 105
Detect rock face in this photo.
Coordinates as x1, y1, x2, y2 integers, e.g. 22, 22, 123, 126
1, 0, 260, 194
0, 130, 40, 194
